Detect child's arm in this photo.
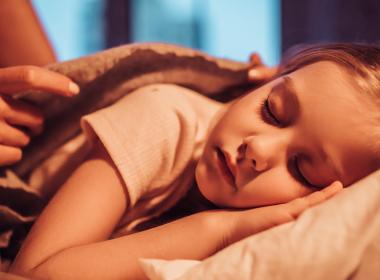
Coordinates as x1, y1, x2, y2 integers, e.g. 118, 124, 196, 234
9, 141, 342, 280
9, 141, 231, 279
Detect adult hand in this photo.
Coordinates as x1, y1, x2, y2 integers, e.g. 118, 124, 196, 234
220, 181, 343, 248
247, 52, 278, 83
0, 65, 80, 166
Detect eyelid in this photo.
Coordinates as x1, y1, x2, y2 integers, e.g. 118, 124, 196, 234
292, 156, 318, 189
270, 79, 297, 126
261, 95, 282, 127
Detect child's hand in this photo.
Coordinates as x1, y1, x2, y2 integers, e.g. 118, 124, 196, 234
247, 52, 278, 83
221, 181, 343, 248
0, 66, 80, 166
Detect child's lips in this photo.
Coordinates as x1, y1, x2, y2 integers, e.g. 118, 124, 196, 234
222, 149, 237, 179
216, 147, 237, 188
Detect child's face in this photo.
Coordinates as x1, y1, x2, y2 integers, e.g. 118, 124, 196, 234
195, 61, 379, 208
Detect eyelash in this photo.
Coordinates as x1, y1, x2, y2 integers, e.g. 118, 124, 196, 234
292, 156, 316, 188
260, 97, 282, 127
260, 98, 316, 188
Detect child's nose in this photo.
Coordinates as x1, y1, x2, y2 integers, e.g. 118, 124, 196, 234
240, 135, 284, 172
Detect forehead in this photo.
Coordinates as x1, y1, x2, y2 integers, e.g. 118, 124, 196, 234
286, 61, 371, 129
287, 61, 365, 122
288, 61, 357, 98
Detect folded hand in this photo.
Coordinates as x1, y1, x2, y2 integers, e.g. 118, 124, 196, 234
221, 181, 343, 247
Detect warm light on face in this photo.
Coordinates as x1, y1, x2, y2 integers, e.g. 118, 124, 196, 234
195, 61, 379, 208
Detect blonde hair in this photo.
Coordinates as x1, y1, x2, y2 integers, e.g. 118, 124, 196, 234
278, 43, 380, 100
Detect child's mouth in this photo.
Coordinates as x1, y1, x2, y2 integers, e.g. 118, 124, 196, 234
216, 147, 237, 190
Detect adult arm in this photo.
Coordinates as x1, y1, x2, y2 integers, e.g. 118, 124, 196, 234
0, 0, 56, 67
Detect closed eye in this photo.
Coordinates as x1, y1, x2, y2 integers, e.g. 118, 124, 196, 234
291, 156, 319, 189
260, 97, 282, 127
260, 95, 319, 189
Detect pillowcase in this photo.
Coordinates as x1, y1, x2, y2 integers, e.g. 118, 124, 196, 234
139, 169, 380, 280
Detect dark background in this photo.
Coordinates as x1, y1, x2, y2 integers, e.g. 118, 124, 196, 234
281, 0, 380, 52
106, 0, 380, 55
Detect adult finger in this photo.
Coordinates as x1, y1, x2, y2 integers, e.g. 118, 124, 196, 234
249, 53, 264, 67
1, 96, 44, 135
0, 145, 22, 166
248, 66, 278, 82
0, 66, 80, 96
0, 122, 30, 147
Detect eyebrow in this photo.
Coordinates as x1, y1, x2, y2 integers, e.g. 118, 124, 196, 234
283, 76, 300, 109
283, 76, 295, 91
273, 76, 301, 124
280, 76, 343, 185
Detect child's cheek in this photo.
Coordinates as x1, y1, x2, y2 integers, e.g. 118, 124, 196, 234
236, 167, 308, 207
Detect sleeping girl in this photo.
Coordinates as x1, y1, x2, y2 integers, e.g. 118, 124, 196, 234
9, 43, 380, 279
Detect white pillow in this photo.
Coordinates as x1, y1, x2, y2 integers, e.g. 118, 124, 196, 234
140, 169, 380, 280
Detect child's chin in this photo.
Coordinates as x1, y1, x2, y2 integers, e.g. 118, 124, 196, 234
194, 167, 208, 197
194, 167, 220, 207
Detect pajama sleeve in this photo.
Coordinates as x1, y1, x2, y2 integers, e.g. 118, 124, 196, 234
80, 84, 202, 207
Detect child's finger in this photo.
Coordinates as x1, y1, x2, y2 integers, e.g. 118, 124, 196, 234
285, 181, 343, 217
306, 181, 343, 207
0, 66, 80, 97
306, 191, 327, 206
322, 181, 343, 198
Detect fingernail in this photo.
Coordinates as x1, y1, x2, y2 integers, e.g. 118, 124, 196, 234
332, 181, 343, 190
69, 82, 80, 95
248, 69, 263, 80
324, 181, 343, 195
